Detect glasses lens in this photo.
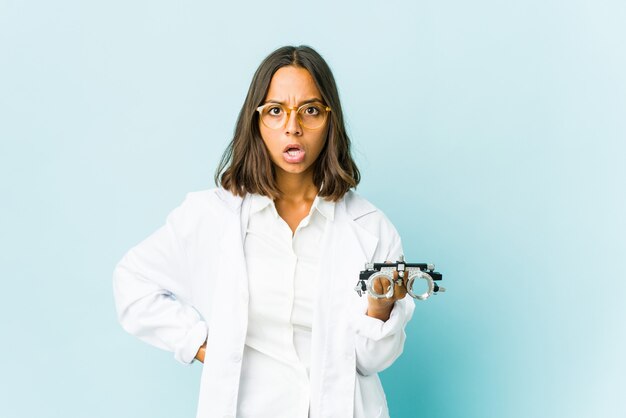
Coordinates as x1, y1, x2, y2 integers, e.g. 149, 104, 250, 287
298, 103, 328, 129
260, 105, 287, 129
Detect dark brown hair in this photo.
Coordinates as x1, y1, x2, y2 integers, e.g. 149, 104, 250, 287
214, 45, 360, 201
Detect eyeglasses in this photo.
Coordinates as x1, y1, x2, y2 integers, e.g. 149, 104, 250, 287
256, 102, 331, 130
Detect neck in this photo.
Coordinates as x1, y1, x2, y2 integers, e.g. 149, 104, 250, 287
275, 170, 318, 203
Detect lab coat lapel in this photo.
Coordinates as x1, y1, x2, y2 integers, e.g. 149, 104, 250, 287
197, 192, 250, 418
311, 196, 379, 418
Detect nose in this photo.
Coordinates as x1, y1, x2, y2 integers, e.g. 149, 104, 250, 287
284, 107, 302, 135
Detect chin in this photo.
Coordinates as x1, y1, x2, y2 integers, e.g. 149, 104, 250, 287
277, 163, 312, 176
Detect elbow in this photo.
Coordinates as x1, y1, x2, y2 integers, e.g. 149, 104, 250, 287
355, 332, 406, 376
356, 350, 403, 376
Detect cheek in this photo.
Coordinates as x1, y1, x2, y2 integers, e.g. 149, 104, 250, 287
259, 128, 278, 155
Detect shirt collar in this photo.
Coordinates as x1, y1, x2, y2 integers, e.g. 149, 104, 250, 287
248, 193, 274, 217
247, 193, 335, 221
311, 195, 335, 221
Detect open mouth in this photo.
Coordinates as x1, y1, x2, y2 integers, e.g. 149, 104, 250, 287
283, 144, 305, 163
283, 144, 303, 154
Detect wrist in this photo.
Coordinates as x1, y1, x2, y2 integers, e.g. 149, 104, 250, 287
366, 302, 394, 321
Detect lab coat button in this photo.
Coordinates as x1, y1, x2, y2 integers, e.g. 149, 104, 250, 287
231, 353, 242, 363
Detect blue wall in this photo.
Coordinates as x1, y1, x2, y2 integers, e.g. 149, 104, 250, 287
1, 1, 624, 417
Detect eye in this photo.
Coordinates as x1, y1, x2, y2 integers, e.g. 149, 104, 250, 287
302, 104, 321, 116
267, 106, 283, 116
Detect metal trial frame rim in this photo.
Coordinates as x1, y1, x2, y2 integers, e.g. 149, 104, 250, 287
407, 271, 435, 300
365, 271, 396, 299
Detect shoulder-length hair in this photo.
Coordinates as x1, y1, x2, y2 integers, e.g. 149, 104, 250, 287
214, 45, 360, 202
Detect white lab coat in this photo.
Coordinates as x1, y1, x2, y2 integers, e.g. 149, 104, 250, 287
113, 188, 415, 418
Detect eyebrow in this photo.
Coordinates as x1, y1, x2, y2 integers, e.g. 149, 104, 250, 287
262, 98, 324, 106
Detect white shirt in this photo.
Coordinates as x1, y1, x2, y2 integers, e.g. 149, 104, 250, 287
238, 194, 334, 418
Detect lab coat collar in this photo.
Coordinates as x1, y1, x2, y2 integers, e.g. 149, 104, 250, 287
215, 188, 244, 212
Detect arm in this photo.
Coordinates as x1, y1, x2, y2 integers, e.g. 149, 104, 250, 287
354, 230, 415, 375
354, 296, 414, 375
113, 195, 208, 364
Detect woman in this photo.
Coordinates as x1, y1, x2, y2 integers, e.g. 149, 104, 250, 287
113, 45, 414, 418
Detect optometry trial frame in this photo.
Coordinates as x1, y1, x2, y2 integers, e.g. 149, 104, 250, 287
354, 255, 445, 300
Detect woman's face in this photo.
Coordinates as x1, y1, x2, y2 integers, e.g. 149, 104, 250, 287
259, 66, 328, 180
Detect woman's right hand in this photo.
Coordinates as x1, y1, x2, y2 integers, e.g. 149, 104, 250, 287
195, 342, 207, 363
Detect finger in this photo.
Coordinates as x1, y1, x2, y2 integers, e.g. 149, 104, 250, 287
372, 275, 391, 295
383, 276, 393, 297
393, 269, 408, 299
373, 276, 383, 294
393, 269, 405, 286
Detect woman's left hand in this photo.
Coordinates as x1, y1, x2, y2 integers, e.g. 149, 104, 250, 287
366, 262, 408, 321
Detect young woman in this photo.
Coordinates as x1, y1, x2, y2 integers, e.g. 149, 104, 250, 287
113, 45, 414, 418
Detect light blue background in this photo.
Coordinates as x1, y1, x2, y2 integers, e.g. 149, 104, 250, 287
1, 0, 624, 417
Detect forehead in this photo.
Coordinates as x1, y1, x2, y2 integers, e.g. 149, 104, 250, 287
265, 66, 321, 100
